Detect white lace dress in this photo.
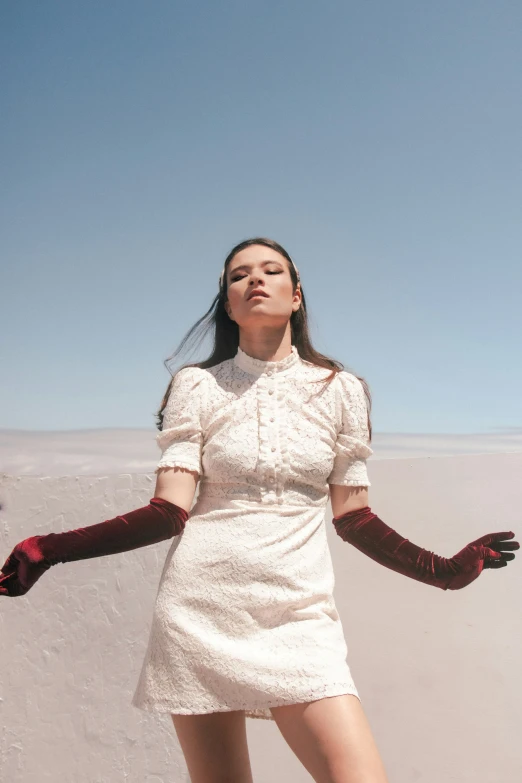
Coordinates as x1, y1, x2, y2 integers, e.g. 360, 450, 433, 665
132, 344, 373, 721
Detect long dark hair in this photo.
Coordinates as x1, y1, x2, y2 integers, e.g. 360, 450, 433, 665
155, 237, 372, 440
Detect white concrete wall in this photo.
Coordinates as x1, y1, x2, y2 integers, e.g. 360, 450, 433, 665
0, 454, 521, 782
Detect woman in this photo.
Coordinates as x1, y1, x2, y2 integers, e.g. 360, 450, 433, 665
1, 237, 518, 783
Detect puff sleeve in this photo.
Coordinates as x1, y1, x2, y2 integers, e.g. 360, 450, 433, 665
327, 371, 373, 487
155, 367, 206, 476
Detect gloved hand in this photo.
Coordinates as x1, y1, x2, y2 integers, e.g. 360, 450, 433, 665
332, 506, 519, 590
441, 532, 520, 589
0, 536, 52, 597
0, 497, 188, 598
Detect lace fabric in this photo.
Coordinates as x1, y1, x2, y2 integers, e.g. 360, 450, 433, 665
133, 345, 372, 720
156, 344, 372, 497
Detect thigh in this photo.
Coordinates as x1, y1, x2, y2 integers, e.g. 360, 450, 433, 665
171, 709, 254, 783
270, 694, 389, 783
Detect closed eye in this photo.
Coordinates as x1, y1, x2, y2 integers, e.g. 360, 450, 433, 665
231, 271, 283, 282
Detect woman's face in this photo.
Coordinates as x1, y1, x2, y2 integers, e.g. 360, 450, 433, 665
224, 245, 301, 328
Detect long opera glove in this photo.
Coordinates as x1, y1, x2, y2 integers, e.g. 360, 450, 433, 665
332, 506, 519, 590
0, 497, 188, 598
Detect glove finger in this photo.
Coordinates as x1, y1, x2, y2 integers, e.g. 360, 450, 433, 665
480, 547, 503, 567
489, 541, 519, 552
487, 550, 518, 560
0, 553, 17, 575
0, 569, 16, 584
472, 531, 516, 547
0, 573, 23, 596
482, 547, 514, 568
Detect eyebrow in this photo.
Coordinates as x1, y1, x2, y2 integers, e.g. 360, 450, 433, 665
229, 259, 284, 275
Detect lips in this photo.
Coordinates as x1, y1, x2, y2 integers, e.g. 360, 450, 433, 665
248, 290, 269, 300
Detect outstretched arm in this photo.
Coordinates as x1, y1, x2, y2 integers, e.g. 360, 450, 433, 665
332, 505, 519, 590
0, 495, 188, 598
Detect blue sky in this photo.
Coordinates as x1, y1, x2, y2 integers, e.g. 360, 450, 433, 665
1, 0, 521, 434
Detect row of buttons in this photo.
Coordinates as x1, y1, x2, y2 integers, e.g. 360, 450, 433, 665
267, 375, 276, 483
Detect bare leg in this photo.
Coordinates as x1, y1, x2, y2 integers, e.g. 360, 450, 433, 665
171, 709, 254, 783
270, 694, 389, 783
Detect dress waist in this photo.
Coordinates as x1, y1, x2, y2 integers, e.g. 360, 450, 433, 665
191, 481, 329, 515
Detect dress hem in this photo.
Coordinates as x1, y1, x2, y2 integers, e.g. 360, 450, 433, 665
132, 683, 361, 721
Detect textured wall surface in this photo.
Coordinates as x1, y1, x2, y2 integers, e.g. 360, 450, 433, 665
0, 454, 521, 782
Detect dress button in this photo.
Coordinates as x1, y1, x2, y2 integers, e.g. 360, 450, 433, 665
270, 417, 275, 422
271, 446, 276, 452
268, 389, 274, 395
269, 477, 274, 483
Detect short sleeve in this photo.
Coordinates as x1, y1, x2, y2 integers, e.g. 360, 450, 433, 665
155, 367, 206, 476
327, 371, 373, 487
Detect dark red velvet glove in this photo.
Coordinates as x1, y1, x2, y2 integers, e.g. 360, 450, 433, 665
0, 497, 188, 598
333, 506, 519, 590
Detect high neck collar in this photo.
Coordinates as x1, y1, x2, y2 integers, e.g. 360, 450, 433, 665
234, 344, 301, 376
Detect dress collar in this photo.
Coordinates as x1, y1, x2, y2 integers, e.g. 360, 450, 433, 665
234, 344, 301, 376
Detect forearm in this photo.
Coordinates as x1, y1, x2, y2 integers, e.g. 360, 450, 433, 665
38, 497, 189, 566
332, 506, 457, 590
0, 497, 189, 597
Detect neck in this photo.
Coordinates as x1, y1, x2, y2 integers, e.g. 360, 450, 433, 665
237, 326, 293, 363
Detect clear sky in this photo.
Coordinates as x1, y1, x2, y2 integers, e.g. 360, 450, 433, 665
1, 0, 521, 435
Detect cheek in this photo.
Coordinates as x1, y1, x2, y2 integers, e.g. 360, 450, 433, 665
227, 290, 243, 309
